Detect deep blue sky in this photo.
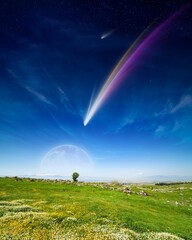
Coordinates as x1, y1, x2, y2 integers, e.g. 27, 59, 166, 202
0, 0, 192, 179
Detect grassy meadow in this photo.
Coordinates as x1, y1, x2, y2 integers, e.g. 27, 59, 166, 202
0, 177, 191, 239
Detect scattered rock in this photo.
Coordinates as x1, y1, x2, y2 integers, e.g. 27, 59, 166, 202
139, 190, 148, 196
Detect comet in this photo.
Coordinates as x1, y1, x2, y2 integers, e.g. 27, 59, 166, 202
84, 5, 188, 126
101, 29, 114, 39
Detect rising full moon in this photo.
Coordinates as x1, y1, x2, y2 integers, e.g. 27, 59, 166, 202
38, 145, 93, 176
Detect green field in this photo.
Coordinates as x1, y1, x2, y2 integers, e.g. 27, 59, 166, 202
0, 177, 191, 240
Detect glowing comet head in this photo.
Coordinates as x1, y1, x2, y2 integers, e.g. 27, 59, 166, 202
84, 5, 188, 126
84, 109, 94, 126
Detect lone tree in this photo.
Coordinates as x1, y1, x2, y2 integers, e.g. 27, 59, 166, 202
72, 172, 79, 182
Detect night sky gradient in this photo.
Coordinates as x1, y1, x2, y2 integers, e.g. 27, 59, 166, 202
0, 0, 192, 179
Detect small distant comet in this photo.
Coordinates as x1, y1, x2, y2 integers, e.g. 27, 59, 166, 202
84, 5, 188, 126
101, 29, 114, 39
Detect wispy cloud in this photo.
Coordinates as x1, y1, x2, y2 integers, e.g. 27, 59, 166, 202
155, 125, 165, 134
46, 108, 74, 138
25, 86, 57, 108
57, 86, 77, 116
170, 95, 192, 113
6, 68, 18, 79
112, 117, 135, 134
109, 93, 192, 141
155, 124, 175, 138
155, 94, 192, 117
7, 67, 57, 109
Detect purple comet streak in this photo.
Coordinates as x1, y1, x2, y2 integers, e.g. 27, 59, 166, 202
84, 5, 189, 126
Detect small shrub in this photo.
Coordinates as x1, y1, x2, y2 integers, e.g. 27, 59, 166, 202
72, 172, 79, 182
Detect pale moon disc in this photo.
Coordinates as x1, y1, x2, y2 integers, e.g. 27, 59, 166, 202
39, 145, 93, 176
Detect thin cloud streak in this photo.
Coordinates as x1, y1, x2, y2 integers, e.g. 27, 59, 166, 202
25, 86, 57, 108
171, 95, 192, 113
155, 94, 192, 117
57, 87, 77, 116
46, 108, 74, 138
